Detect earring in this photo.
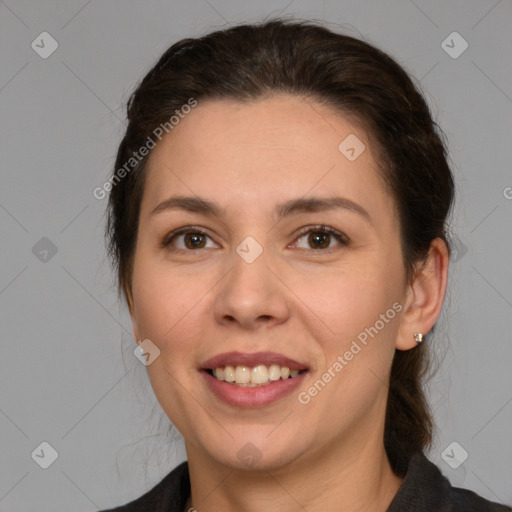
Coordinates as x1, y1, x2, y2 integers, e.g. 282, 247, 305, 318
413, 332, 424, 344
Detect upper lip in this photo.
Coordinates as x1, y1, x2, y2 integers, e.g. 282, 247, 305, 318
201, 351, 308, 371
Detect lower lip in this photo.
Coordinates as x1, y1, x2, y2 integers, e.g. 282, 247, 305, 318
201, 371, 307, 408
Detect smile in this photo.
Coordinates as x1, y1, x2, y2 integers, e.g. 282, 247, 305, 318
200, 351, 309, 407
207, 364, 305, 387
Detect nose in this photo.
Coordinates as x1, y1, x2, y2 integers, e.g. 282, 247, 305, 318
213, 250, 291, 331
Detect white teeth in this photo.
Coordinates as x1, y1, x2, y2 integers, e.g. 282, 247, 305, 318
211, 364, 304, 386
223, 365, 235, 382
235, 366, 251, 384
268, 364, 281, 381
251, 365, 268, 384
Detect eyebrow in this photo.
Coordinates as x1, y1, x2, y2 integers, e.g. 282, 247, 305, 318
150, 195, 371, 223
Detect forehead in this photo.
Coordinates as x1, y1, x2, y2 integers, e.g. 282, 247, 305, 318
140, 94, 393, 222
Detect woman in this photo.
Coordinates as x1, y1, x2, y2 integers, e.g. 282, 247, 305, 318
100, 18, 510, 512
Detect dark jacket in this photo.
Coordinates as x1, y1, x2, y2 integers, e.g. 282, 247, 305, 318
100, 452, 511, 511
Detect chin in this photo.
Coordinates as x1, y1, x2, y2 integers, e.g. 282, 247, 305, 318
200, 431, 309, 473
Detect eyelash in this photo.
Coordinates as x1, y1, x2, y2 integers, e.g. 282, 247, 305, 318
161, 225, 350, 253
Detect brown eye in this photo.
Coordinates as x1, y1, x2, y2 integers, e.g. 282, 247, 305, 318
293, 225, 349, 251
162, 227, 217, 251
183, 232, 207, 249
307, 231, 331, 249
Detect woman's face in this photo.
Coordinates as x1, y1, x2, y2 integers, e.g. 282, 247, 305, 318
128, 94, 413, 471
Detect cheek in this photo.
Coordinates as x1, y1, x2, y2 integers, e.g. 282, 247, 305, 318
130, 257, 207, 344
130, 261, 214, 427
296, 267, 401, 420
288, 260, 404, 390
290, 260, 401, 335
130, 256, 230, 403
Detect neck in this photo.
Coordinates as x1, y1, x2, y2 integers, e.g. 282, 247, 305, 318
184, 432, 403, 512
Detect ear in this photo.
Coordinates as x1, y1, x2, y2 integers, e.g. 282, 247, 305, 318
124, 284, 141, 343
396, 238, 450, 350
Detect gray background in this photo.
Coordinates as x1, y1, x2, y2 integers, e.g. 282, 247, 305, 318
1, 0, 511, 510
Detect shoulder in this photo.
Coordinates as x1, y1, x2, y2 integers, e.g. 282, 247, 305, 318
388, 452, 511, 512
448, 485, 511, 512
98, 461, 190, 512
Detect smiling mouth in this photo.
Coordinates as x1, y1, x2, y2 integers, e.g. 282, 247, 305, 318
206, 364, 307, 387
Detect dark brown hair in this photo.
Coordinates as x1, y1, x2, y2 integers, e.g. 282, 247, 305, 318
106, 18, 454, 476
